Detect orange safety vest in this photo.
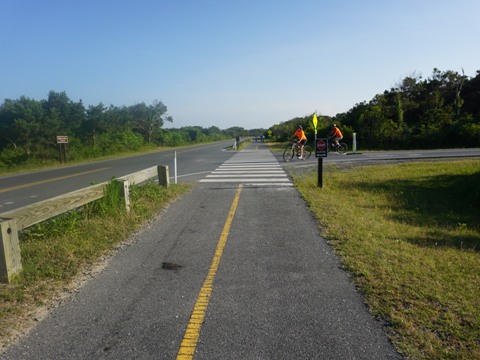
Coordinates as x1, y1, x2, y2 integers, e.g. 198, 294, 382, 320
332, 127, 343, 138
294, 129, 307, 141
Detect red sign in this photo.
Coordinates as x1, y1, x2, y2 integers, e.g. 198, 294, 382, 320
316, 140, 327, 151
315, 138, 328, 158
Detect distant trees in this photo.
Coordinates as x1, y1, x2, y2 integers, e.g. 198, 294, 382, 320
0, 92, 240, 168
3, 67, 477, 169
130, 100, 173, 143
339, 68, 480, 149
157, 126, 248, 147
271, 68, 480, 149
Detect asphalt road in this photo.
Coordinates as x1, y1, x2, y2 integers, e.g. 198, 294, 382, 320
1, 141, 479, 212
1, 143, 404, 359
0, 140, 235, 212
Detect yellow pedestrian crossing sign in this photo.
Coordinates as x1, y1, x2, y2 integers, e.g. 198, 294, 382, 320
312, 113, 318, 133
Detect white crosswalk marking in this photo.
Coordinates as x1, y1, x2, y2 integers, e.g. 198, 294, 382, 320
199, 149, 292, 186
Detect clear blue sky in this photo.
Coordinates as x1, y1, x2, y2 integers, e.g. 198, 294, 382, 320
1, 0, 479, 130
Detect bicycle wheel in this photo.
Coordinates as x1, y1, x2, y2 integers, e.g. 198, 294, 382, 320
283, 146, 294, 162
303, 145, 312, 159
337, 143, 348, 154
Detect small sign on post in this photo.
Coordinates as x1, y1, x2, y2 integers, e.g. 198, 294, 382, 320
56, 136, 68, 164
56, 136, 68, 144
315, 138, 328, 188
315, 138, 328, 158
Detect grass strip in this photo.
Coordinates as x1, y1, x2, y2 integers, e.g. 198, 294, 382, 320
0, 180, 191, 349
290, 159, 480, 360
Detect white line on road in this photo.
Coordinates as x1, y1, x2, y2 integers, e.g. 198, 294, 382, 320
199, 147, 292, 185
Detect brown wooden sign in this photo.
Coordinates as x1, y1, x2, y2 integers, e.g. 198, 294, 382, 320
56, 135, 68, 144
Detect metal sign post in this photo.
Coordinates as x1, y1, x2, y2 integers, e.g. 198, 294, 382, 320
56, 136, 68, 164
318, 158, 324, 188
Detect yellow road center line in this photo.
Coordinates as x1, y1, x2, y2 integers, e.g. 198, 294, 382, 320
176, 184, 243, 360
0, 167, 111, 193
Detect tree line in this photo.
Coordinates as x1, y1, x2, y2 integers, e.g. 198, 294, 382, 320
271, 68, 480, 149
0, 91, 250, 168
2, 68, 478, 169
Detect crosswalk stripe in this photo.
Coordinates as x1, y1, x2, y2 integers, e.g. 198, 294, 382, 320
199, 149, 292, 186
219, 164, 281, 169
200, 179, 292, 182
210, 172, 285, 174
206, 174, 287, 178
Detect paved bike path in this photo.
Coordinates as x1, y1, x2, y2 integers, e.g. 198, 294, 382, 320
1, 143, 402, 359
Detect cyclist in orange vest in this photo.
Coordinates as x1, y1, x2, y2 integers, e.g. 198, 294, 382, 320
293, 125, 307, 159
329, 124, 343, 148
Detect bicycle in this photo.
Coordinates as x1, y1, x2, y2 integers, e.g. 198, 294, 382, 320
327, 136, 348, 154
283, 141, 312, 162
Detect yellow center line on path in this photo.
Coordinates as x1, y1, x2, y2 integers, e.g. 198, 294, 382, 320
0, 167, 111, 193
176, 184, 243, 360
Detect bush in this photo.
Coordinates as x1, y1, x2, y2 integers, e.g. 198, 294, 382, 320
460, 122, 480, 147
96, 131, 144, 153
0, 146, 29, 168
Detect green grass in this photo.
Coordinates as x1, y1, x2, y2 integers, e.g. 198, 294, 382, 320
0, 180, 190, 347
266, 140, 291, 153
290, 159, 480, 360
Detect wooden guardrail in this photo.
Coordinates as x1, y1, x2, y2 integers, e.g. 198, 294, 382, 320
0, 165, 169, 283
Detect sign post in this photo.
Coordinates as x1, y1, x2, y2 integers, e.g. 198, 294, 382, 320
56, 136, 68, 163
315, 138, 328, 188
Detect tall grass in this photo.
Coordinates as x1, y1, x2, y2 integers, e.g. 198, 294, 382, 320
291, 159, 480, 359
0, 180, 190, 348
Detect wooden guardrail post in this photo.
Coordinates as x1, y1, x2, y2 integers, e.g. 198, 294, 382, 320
0, 218, 22, 283
157, 165, 169, 187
